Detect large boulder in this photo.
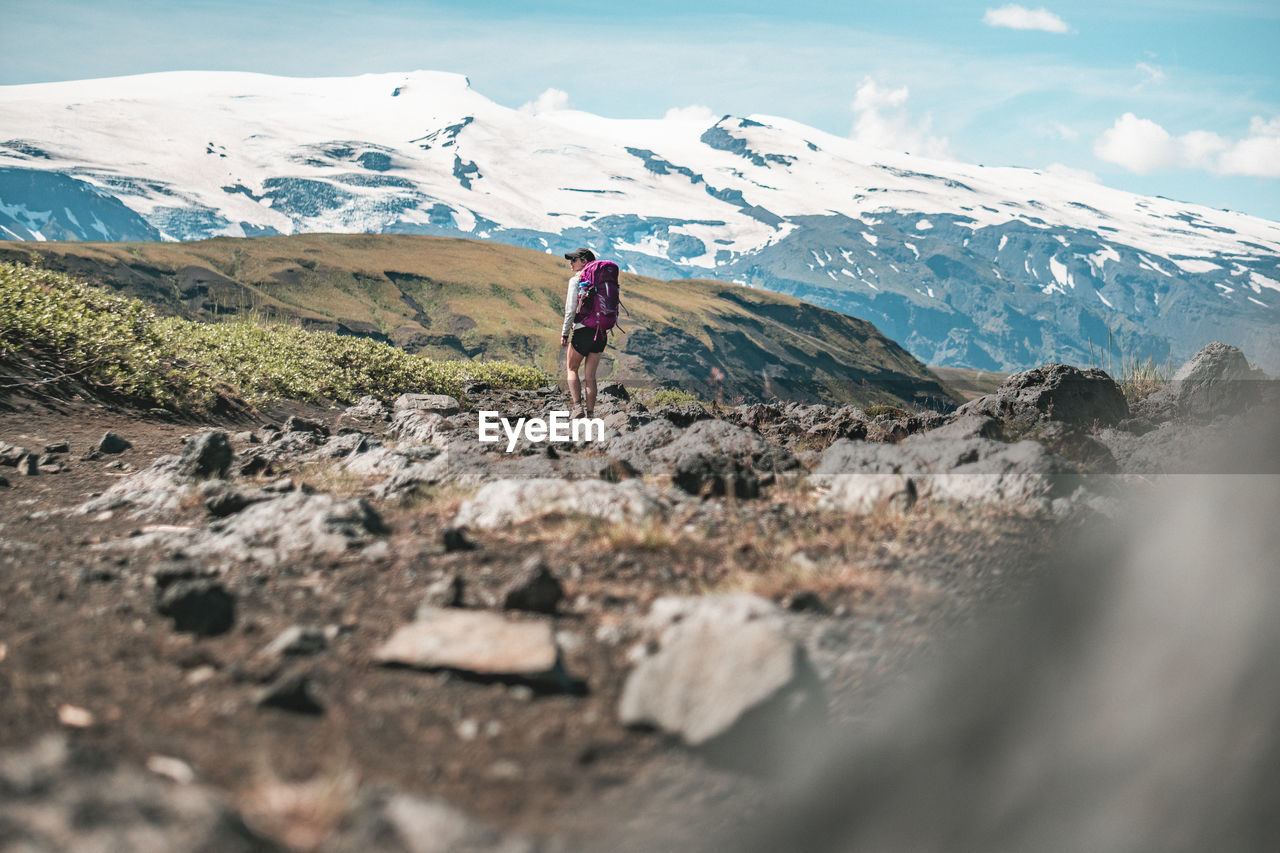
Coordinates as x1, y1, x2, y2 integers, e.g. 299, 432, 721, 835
1134, 342, 1264, 422
619, 595, 822, 750
958, 364, 1128, 429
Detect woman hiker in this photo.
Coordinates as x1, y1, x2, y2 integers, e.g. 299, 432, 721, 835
560, 247, 606, 419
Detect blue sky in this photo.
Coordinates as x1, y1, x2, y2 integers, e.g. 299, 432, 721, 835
4, 0, 1278, 220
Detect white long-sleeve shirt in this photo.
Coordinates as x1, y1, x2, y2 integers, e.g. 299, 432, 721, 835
561, 273, 585, 338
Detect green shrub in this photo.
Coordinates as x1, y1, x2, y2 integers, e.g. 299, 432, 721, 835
863, 404, 910, 419
640, 387, 704, 407
0, 261, 548, 413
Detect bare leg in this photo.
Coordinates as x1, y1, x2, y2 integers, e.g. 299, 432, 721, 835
566, 346, 585, 413
582, 351, 603, 416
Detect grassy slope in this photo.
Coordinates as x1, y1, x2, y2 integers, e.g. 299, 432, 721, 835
0, 234, 961, 408
928, 366, 1009, 402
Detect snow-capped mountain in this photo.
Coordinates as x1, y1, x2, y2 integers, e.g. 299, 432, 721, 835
2, 70, 1278, 372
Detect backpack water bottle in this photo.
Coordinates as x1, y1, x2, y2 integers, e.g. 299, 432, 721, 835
574, 260, 622, 338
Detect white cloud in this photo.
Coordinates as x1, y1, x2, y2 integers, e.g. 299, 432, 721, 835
1095, 113, 1280, 178
519, 87, 570, 115
849, 77, 950, 159
1219, 116, 1280, 177
1136, 62, 1166, 87
983, 5, 1070, 33
663, 104, 718, 124
1044, 163, 1101, 184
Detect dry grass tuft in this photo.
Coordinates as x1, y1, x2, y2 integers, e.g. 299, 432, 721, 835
1118, 355, 1170, 403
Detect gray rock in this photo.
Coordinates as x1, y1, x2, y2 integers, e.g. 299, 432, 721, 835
599, 419, 797, 492
176, 430, 233, 478
0, 735, 278, 852
0, 441, 29, 465
387, 410, 454, 446
375, 608, 560, 678
78, 431, 235, 519
394, 393, 461, 416
338, 395, 389, 429
619, 594, 819, 747
452, 477, 663, 529
441, 527, 477, 553
191, 493, 388, 565
103, 493, 388, 565
253, 670, 324, 715
651, 401, 712, 427
813, 432, 1080, 514
43, 441, 70, 454
262, 625, 327, 657
501, 556, 563, 614
322, 787, 533, 853
1136, 342, 1263, 422
97, 432, 132, 454
958, 364, 1129, 428
15, 453, 39, 476
199, 480, 273, 517
281, 415, 328, 437
155, 580, 236, 637
600, 382, 631, 401
418, 574, 464, 612
928, 414, 1003, 441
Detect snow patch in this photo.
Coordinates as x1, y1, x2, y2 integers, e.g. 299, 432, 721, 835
915, 219, 932, 231
1248, 296, 1268, 307
861, 232, 878, 246
1048, 256, 1074, 291
998, 234, 1008, 252
1095, 289, 1113, 308
1171, 258, 1221, 274
1249, 272, 1280, 293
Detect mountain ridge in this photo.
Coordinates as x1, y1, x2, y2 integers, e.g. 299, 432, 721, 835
1, 69, 1277, 371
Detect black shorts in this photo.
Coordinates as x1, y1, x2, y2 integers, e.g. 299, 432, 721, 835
571, 326, 607, 356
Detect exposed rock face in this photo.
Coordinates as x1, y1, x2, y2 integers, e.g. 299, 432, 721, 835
958, 364, 1129, 428
619, 595, 821, 748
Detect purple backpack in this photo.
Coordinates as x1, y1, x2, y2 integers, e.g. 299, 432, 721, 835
574, 260, 622, 338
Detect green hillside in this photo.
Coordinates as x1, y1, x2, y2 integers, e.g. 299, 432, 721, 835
0, 234, 961, 408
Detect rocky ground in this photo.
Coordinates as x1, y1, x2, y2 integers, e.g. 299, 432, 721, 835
0, 342, 1274, 852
